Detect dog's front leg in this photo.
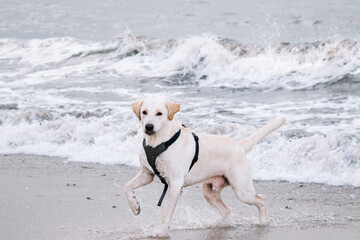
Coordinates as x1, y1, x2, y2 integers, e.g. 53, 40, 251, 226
124, 167, 154, 215
153, 179, 183, 237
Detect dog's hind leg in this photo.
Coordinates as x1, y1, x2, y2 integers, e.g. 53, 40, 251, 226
202, 182, 230, 219
226, 166, 267, 225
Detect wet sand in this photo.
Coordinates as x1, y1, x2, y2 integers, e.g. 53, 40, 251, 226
1, 154, 359, 240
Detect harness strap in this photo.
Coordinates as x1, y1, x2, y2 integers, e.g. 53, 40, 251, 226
157, 182, 168, 207
164, 129, 182, 149
189, 132, 199, 171
143, 129, 181, 206
143, 129, 200, 207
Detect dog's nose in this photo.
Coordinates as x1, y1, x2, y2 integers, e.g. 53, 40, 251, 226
145, 124, 154, 132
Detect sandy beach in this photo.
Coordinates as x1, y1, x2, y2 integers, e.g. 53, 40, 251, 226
0, 154, 359, 240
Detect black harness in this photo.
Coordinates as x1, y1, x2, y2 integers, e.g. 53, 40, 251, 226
142, 128, 199, 206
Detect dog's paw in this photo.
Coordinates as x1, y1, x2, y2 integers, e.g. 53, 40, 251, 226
204, 217, 229, 229
257, 218, 268, 226
131, 198, 140, 215
204, 221, 218, 229
152, 226, 169, 238
126, 194, 140, 215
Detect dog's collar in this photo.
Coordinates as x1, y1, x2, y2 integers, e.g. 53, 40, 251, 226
143, 128, 199, 207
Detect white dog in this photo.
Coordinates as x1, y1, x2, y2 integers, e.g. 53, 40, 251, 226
124, 99, 285, 237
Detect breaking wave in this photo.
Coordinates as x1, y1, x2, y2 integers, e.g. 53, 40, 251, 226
1, 32, 359, 90
0, 31, 359, 187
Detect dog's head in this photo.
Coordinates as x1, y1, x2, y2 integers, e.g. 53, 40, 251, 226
133, 99, 180, 136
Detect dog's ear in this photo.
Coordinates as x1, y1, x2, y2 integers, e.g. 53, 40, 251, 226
132, 100, 143, 121
165, 101, 180, 121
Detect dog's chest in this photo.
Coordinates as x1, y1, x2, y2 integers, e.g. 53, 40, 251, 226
153, 155, 168, 178
142, 153, 170, 181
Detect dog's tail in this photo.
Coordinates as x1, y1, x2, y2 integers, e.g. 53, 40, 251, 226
239, 117, 286, 153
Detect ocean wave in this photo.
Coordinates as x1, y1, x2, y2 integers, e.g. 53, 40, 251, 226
250, 131, 360, 186
0, 107, 359, 186
0, 108, 140, 165
1, 32, 359, 90
1, 32, 360, 187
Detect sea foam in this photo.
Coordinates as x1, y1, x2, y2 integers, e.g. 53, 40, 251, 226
0, 32, 359, 186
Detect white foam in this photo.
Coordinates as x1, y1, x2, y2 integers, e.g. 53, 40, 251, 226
249, 130, 360, 186
0, 110, 141, 166
101, 33, 360, 90
0, 102, 359, 186
1, 32, 359, 187
2, 33, 358, 90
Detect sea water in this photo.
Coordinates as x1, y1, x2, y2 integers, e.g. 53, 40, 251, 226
0, 0, 359, 186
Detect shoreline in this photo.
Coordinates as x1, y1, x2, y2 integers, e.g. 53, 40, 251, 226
1, 154, 359, 239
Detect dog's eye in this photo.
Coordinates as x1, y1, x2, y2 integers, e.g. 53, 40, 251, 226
156, 112, 163, 116
142, 111, 147, 115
